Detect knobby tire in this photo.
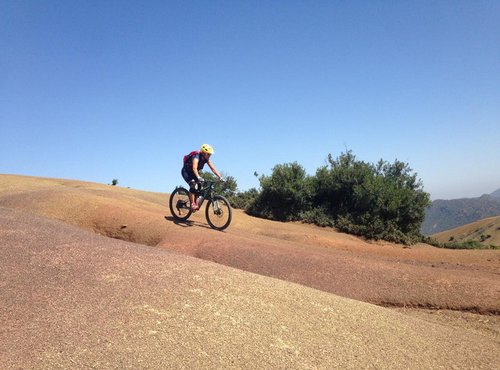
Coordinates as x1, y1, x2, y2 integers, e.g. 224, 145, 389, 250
205, 195, 232, 231
169, 187, 192, 222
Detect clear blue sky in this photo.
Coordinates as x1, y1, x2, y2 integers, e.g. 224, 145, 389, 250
1, 1, 499, 200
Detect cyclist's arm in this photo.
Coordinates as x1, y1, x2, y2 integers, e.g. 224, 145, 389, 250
207, 160, 222, 179
191, 158, 202, 179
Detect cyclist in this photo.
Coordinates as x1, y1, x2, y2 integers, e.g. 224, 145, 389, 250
182, 144, 223, 211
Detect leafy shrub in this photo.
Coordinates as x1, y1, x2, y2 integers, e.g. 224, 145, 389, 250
311, 151, 430, 244
480, 234, 491, 242
242, 151, 430, 244
300, 207, 335, 227
247, 162, 313, 221
229, 188, 259, 210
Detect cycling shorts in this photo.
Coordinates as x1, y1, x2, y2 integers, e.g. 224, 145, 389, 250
181, 167, 197, 184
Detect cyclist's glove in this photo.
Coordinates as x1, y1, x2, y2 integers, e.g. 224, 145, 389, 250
219, 176, 225, 182
197, 176, 204, 182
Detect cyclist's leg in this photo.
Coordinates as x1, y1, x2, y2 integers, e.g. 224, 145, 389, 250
182, 167, 198, 209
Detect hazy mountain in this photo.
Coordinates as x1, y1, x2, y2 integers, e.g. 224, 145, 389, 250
421, 189, 500, 235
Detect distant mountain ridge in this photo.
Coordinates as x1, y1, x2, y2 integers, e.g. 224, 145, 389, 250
421, 188, 500, 235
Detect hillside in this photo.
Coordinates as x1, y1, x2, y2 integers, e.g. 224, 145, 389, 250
1, 174, 498, 313
2, 207, 499, 368
432, 216, 500, 246
1, 174, 500, 367
422, 192, 500, 235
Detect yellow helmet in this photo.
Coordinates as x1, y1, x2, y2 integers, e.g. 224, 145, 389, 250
201, 143, 214, 155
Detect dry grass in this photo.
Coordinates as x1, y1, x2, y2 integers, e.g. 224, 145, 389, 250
432, 216, 500, 246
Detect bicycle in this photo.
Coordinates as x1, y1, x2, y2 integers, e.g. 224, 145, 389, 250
169, 180, 232, 231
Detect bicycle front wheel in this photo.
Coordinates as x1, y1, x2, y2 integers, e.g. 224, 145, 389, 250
169, 187, 192, 221
205, 195, 232, 231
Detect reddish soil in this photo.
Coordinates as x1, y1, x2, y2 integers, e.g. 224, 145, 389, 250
2, 207, 499, 368
3, 175, 497, 313
0, 175, 500, 368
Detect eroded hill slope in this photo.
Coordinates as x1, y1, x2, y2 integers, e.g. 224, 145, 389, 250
1, 174, 499, 313
1, 207, 499, 369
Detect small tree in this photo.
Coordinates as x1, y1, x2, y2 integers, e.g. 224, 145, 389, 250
111, 179, 118, 186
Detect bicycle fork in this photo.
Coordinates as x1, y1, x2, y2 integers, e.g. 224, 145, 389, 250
212, 199, 223, 215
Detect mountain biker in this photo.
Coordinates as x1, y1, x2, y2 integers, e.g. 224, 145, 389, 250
182, 144, 223, 211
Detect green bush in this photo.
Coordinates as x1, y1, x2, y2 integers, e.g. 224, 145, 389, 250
243, 150, 430, 244
300, 207, 335, 227
480, 234, 491, 242
229, 188, 259, 210
247, 162, 313, 221
310, 151, 430, 244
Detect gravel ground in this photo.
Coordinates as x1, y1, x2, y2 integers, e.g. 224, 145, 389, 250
1, 207, 499, 369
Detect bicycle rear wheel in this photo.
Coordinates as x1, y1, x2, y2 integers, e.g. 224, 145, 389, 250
205, 195, 232, 231
169, 187, 192, 221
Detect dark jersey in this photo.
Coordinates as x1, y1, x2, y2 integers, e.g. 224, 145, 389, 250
183, 151, 208, 172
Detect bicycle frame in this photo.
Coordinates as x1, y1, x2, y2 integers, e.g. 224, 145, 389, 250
194, 180, 217, 207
